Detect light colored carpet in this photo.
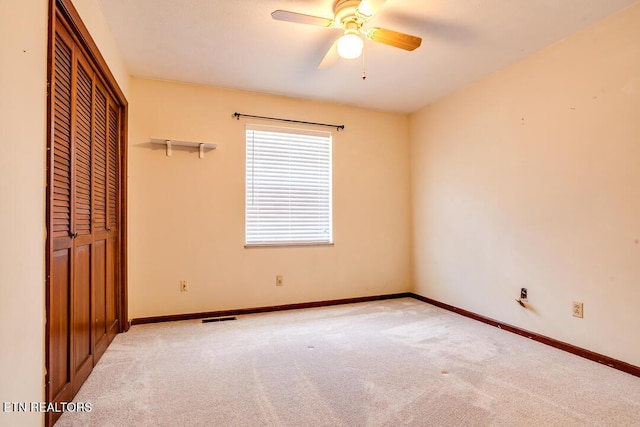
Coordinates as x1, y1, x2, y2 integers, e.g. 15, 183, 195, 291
56, 298, 640, 426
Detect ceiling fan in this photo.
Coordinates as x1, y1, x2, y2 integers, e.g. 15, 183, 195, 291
272, 0, 422, 69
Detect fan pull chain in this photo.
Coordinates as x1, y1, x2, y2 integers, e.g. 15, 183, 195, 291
362, 45, 367, 80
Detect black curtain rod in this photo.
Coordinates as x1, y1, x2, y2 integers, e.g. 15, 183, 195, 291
233, 112, 344, 131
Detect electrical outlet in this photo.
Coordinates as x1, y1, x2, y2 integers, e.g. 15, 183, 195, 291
520, 288, 528, 301
276, 275, 283, 286
180, 280, 189, 292
572, 301, 583, 318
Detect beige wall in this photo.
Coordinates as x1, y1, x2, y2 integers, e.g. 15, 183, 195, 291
410, 3, 640, 366
0, 0, 128, 425
0, 1, 48, 425
128, 78, 412, 318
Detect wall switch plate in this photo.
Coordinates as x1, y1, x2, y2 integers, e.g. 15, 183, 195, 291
520, 288, 528, 301
572, 301, 583, 318
180, 280, 189, 292
276, 275, 283, 286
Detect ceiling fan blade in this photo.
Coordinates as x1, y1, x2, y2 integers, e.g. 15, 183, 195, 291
364, 27, 422, 51
356, 0, 387, 18
271, 10, 335, 28
318, 41, 339, 69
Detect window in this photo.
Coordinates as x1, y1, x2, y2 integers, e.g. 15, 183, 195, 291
245, 124, 332, 246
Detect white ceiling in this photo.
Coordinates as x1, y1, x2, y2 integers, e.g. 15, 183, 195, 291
97, 0, 638, 113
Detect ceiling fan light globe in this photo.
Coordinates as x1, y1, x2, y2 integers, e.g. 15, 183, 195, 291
337, 33, 364, 59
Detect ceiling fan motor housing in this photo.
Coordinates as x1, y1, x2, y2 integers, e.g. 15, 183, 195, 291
334, 0, 363, 24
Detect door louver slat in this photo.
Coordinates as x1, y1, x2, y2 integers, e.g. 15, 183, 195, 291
107, 106, 118, 229
74, 64, 92, 235
93, 87, 107, 231
52, 33, 73, 238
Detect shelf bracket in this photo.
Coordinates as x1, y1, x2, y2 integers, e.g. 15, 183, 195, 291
165, 140, 172, 157
199, 143, 204, 159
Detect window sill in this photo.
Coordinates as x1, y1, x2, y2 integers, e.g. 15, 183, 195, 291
244, 242, 334, 249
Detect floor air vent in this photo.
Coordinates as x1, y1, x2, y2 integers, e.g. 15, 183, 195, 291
202, 316, 237, 323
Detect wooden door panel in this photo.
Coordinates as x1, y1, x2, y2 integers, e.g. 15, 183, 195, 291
106, 236, 119, 337
50, 249, 71, 400
49, 23, 75, 409
72, 243, 92, 390
93, 240, 107, 359
104, 97, 120, 344
69, 50, 95, 392
93, 81, 113, 362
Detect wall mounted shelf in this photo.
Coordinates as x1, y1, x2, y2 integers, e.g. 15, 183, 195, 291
150, 138, 217, 159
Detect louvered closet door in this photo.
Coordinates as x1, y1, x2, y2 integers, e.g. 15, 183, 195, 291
105, 103, 120, 339
49, 24, 75, 405
49, 22, 95, 402
72, 51, 95, 392
48, 20, 122, 408
93, 80, 120, 361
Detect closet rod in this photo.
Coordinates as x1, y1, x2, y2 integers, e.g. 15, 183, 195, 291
233, 112, 344, 131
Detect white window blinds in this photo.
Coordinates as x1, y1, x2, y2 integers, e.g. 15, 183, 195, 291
245, 124, 333, 246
